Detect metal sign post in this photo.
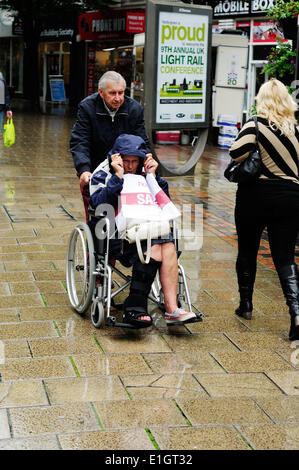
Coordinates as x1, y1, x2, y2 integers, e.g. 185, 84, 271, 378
144, 0, 212, 176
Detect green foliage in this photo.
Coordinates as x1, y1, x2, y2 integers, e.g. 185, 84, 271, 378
261, 37, 296, 79
0, 0, 115, 20
248, 104, 257, 117
266, 0, 299, 21
287, 85, 295, 95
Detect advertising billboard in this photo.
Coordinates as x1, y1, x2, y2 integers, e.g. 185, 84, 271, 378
156, 10, 210, 125
144, 1, 212, 130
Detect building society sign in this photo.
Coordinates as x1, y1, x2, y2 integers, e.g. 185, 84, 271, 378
156, 10, 209, 124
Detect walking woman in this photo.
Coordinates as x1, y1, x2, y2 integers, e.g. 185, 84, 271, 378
229, 78, 299, 341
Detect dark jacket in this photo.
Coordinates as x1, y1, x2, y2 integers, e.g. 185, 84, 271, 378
0, 78, 10, 112
70, 93, 151, 177
89, 156, 170, 211
88, 154, 171, 264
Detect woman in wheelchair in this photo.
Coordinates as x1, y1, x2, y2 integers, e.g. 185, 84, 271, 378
89, 133, 197, 328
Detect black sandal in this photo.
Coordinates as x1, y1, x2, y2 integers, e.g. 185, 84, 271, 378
123, 307, 153, 329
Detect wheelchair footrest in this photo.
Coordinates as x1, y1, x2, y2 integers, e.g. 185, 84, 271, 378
167, 312, 203, 326
106, 316, 144, 329
111, 303, 123, 310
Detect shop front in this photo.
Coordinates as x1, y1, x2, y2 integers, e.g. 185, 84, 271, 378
78, 9, 145, 97
213, 0, 294, 120
38, 22, 75, 102
0, 10, 24, 96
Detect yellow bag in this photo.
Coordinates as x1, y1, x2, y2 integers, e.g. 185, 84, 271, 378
3, 118, 15, 147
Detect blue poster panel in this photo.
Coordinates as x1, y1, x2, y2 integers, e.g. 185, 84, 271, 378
49, 79, 66, 102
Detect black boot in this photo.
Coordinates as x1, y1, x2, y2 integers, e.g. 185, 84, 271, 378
123, 258, 161, 328
235, 260, 256, 320
277, 264, 299, 341
235, 299, 253, 320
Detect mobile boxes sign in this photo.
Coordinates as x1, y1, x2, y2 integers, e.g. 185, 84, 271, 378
213, 1, 276, 18
144, 1, 212, 130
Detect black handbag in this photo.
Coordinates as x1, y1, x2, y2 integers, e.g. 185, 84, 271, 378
224, 116, 262, 184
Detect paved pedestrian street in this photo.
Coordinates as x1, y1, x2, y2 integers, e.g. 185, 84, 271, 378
0, 106, 298, 451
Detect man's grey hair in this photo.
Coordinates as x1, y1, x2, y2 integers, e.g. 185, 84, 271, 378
98, 71, 126, 91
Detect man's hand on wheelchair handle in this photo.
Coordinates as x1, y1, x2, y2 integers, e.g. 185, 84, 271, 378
80, 171, 92, 188
111, 153, 124, 179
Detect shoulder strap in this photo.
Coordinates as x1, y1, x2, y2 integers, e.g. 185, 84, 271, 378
252, 115, 261, 153
252, 115, 259, 141
135, 227, 151, 264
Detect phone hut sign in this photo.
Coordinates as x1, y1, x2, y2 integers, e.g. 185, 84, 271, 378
144, 0, 212, 175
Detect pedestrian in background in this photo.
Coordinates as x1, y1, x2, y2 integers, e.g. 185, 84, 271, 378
229, 78, 299, 341
0, 72, 12, 130
70, 70, 151, 222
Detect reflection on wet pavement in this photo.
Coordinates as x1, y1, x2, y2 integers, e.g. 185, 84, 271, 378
0, 104, 298, 450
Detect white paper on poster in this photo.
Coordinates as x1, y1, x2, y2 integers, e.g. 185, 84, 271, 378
227, 54, 240, 86
156, 10, 209, 124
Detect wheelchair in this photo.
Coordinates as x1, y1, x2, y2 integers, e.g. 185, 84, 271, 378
65, 209, 202, 329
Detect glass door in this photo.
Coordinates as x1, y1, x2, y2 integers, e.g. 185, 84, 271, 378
247, 61, 268, 119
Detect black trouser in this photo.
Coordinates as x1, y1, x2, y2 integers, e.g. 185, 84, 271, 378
235, 180, 299, 289
235, 211, 299, 271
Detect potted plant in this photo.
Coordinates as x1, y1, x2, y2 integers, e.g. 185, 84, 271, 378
261, 37, 296, 87
266, 0, 299, 44
266, 0, 299, 21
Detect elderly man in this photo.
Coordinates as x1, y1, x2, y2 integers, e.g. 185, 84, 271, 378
70, 71, 151, 221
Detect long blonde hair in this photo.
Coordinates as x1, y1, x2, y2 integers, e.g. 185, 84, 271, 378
255, 78, 297, 136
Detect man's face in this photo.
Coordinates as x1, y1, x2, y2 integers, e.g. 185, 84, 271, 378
122, 156, 141, 174
99, 80, 125, 111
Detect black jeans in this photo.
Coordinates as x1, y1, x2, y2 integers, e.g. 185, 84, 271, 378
235, 180, 299, 273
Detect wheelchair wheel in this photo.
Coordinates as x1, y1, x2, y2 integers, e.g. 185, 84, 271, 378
151, 273, 165, 309
177, 294, 186, 311
66, 222, 96, 314
91, 300, 105, 328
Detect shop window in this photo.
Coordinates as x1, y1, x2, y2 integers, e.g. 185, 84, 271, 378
62, 42, 71, 53
253, 45, 273, 61
94, 46, 134, 95
95, 50, 113, 91
38, 41, 71, 100
135, 46, 144, 81
46, 42, 60, 53
63, 54, 70, 96
115, 48, 133, 94
0, 37, 24, 93
132, 46, 144, 103
12, 38, 23, 93
0, 38, 10, 82
47, 54, 60, 75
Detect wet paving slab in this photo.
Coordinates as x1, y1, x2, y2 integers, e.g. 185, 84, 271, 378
0, 104, 298, 450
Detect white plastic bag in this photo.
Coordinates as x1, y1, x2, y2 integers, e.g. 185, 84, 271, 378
115, 174, 180, 263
